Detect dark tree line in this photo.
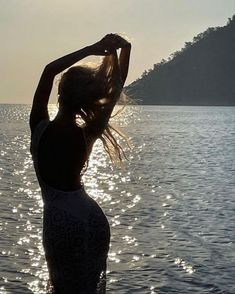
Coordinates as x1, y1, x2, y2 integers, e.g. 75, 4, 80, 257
125, 16, 235, 105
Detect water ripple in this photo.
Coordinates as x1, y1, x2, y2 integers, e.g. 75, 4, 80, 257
0, 105, 234, 293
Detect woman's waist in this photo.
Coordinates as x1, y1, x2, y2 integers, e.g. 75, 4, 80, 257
41, 185, 107, 223
40, 184, 101, 209
42, 185, 91, 214
39, 173, 83, 191
41, 182, 86, 201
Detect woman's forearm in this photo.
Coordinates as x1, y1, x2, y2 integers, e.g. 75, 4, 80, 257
44, 46, 92, 76
119, 43, 131, 85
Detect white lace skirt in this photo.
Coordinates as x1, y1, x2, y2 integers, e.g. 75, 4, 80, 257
42, 187, 110, 294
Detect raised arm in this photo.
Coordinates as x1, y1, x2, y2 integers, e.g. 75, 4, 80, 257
84, 35, 132, 141
30, 39, 113, 133
117, 37, 131, 85
102, 34, 131, 86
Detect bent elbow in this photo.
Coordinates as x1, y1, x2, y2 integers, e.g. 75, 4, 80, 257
43, 63, 57, 76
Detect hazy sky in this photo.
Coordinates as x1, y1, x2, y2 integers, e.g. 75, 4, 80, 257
1, 0, 234, 103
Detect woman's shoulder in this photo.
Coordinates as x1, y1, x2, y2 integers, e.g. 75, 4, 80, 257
31, 119, 50, 138
30, 119, 50, 155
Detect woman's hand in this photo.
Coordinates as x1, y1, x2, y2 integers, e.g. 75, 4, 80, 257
88, 34, 131, 56
101, 34, 131, 50
88, 40, 113, 56
110, 34, 131, 48
88, 34, 118, 56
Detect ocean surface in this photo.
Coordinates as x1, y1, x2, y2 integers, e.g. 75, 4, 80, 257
0, 104, 234, 294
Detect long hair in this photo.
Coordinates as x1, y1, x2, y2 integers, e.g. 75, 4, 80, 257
58, 53, 129, 164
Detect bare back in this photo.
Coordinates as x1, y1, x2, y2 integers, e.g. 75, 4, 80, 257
38, 120, 88, 191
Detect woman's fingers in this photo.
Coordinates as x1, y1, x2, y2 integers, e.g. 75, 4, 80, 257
101, 34, 130, 49
89, 41, 111, 56
90, 33, 130, 56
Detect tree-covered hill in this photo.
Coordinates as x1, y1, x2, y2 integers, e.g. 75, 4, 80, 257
125, 16, 235, 105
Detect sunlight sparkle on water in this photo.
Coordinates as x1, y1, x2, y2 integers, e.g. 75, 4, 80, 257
108, 252, 121, 263
174, 257, 195, 274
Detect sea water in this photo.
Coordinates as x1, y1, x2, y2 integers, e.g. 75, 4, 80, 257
0, 104, 234, 293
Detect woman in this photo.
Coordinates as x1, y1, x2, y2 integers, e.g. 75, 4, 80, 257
30, 34, 131, 293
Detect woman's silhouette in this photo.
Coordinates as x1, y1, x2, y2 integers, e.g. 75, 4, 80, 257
30, 34, 131, 293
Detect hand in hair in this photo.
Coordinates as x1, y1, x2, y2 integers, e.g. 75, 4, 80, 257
100, 34, 130, 50
104, 34, 131, 49
89, 34, 120, 56
90, 34, 131, 56
101, 34, 131, 84
96, 34, 131, 84
30, 34, 131, 132
89, 40, 114, 56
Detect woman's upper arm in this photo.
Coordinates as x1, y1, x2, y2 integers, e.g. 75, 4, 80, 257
84, 53, 120, 137
30, 66, 55, 133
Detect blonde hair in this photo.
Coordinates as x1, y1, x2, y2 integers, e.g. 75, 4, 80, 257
58, 53, 129, 164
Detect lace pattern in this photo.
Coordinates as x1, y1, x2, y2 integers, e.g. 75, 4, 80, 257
31, 120, 110, 293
